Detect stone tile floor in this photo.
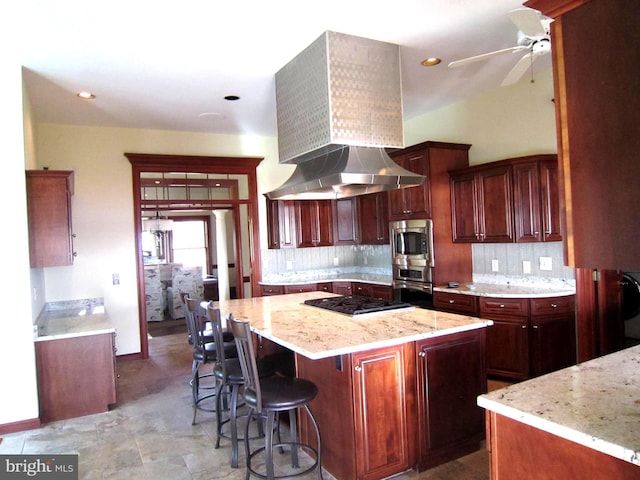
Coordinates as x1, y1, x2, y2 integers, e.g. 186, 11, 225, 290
0, 332, 489, 479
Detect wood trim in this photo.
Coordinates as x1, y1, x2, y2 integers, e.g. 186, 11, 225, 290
0, 418, 41, 435
127, 153, 263, 359
524, 0, 592, 17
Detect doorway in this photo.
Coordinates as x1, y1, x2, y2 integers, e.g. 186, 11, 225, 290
127, 153, 263, 358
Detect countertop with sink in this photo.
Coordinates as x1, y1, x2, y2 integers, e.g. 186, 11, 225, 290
34, 298, 115, 341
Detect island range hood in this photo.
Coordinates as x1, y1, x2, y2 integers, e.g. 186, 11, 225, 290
266, 31, 425, 200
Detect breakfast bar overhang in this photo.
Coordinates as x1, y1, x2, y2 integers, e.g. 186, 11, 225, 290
212, 291, 493, 480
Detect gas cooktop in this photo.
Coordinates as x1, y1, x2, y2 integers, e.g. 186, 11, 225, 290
304, 295, 412, 316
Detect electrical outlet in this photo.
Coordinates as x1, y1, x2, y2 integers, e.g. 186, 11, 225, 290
333, 257, 339, 266
491, 259, 499, 272
286, 261, 293, 270
523, 260, 532, 274
112, 273, 120, 285
539, 257, 553, 271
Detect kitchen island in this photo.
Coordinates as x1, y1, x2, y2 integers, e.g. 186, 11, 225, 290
478, 345, 640, 479
213, 291, 493, 480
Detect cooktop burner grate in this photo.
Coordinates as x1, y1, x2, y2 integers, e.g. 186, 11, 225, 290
304, 295, 412, 316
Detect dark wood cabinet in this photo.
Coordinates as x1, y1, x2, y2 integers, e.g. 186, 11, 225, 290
333, 198, 359, 245
416, 329, 486, 470
295, 199, 333, 247
332, 281, 353, 296
388, 148, 431, 220
371, 284, 393, 301
36, 332, 116, 423
433, 291, 478, 315
266, 199, 296, 249
480, 295, 576, 380
26, 170, 75, 267
352, 282, 374, 298
283, 283, 316, 294
358, 192, 389, 244
525, 0, 639, 271
260, 284, 284, 296
450, 164, 514, 243
316, 282, 333, 293
512, 155, 562, 243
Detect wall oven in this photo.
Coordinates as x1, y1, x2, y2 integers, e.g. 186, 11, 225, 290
391, 219, 434, 309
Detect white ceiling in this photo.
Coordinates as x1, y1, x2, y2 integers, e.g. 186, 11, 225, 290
11, 0, 550, 137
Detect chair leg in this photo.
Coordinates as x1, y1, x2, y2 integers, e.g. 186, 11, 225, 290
244, 408, 255, 480
265, 411, 276, 480
289, 408, 299, 468
214, 381, 225, 447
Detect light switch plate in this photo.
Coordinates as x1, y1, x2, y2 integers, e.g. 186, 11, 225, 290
539, 257, 553, 271
286, 261, 293, 270
523, 261, 532, 274
491, 259, 499, 272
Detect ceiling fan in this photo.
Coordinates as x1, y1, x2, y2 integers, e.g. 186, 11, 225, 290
448, 8, 553, 86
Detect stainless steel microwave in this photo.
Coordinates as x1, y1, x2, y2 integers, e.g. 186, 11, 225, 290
390, 219, 434, 283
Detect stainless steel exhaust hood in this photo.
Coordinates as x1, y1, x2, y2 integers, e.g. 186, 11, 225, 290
266, 31, 424, 200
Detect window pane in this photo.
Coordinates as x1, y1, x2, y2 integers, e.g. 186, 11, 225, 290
172, 220, 207, 273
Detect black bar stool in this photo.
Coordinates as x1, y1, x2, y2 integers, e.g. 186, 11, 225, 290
229, 316, 323, 480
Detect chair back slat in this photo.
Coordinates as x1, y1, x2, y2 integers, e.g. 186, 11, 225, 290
228, 315, 262, 412
186, 297, 207, 349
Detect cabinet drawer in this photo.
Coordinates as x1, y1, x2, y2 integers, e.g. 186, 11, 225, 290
434, 292, 478, 315
530, 295, 575, 316
316, 282, 333, 293
284, 283, 316, 294
479, 297, 529, 317
261, 285, 283, 296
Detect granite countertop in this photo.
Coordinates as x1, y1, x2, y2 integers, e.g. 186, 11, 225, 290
434, 282, 575, 298
478, 345, 640, 466
211, 291, 492, 360
35, 299, 115, 341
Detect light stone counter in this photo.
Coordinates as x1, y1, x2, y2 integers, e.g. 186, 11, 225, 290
35, 299, 115, 341
478, 345, 640, 466
434, 282, 575, 298
212, 291, 492, 360
260, 269, 392, 286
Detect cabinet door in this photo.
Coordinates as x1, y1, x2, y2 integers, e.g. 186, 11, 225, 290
316, 282, 333, 293
433, 291, 478, 315
371, 285, 393, 301
333, 281, 353, 296
513, 161, 542, 242
477, 165, 514, 243
539, 159, 562, 242
450, 171, 479, 243
416, 330, 486, 470
352, 282, 374, 298
266, 199, 296, 249
283, 283, 316, 294
530, 313, 576, 377
260, 285, 284, 296
352, 344, 412, 480
389, 150, 430, 220
295, 200, 333, 247
333, 198, 359, 245
358, 192, 389, 244
26, 170, 75, 267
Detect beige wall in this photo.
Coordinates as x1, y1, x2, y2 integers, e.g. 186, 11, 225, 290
35, 125, 287, 355
405, 68, 557, 164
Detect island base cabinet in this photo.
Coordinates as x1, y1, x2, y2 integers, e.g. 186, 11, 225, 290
36, 333, 116, 424
416, 329, 487, 470
296, 343, 415, 480
486, 412, 640, 479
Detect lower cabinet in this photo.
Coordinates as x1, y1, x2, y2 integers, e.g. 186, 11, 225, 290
35, 332, 117, 423
261, 281, 392, 300
284, 283, 316, 294
296, 329, 486, 480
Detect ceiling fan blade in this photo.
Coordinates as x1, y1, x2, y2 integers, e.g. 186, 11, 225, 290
508, 8, 547, 37
501, 52, 535, 86
448, 45, 528, 68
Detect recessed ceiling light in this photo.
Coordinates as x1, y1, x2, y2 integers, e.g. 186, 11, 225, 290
224, 95, 240, 101
77, 91, 95, 99
421, 58, 442, 67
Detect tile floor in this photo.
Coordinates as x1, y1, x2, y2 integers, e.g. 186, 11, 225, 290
0, 331, 489, 480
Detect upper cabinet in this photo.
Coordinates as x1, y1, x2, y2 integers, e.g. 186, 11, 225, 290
295, 199, 333, 247
388, 148, 432, 220
450, 155, 561, 244
358, 192, 389, 245
525, 0, 639, 270
26, 170, 75, 268
451, 164, 514, 243
266, 199, 296, 249
333, 198, 359, 245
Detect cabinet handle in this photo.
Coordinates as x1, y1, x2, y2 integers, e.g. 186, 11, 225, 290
72, 233, 77, 238
449, 299, 455, 304
521, 325, 527, 329
532, 325, 539, 329
418, 351, 426, 357
534, 231, 539, 235
73, 252, 78, 257
499, 304, 505, 308
551, 303, 558, 308
354, 366, 362, 372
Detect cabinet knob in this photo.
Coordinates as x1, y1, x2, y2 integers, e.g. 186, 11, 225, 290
534, 231, 539, 235
418, 351, 426, 358
532, 325, 539, 329
354, 365, 362, 372
449, 299, 455, 304
499, 304, 505, 308
551, 303, 558, 308
521, 325, 527, 329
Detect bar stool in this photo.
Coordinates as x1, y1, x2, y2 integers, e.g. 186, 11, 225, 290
229, 316, 323, 480
207, 305, 276, 468
187, 297, 236, 425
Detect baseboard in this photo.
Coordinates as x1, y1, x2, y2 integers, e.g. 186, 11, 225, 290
0, 417, 41, 435
116, 352, 143, 362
